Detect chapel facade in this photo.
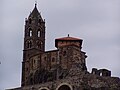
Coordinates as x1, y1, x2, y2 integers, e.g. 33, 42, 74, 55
9, 4, 120, 90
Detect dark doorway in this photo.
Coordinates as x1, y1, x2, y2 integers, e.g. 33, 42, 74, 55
58, 85, 71, 90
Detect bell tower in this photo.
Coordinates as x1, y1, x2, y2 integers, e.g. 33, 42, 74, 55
21, 4, 45, 86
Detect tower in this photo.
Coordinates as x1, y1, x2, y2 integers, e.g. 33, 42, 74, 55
21, 4, 45, 86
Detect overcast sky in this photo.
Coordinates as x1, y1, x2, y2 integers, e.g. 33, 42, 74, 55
0, 0, 120, 89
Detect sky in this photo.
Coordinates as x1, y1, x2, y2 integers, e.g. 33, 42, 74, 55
0, 0, 120, 89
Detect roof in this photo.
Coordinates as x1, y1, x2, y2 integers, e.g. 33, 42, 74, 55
55, 36, 82, 41
29, 4, 43, 21
55, 35, 83, 48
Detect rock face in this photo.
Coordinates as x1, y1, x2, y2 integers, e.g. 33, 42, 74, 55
8, 4, 120, 90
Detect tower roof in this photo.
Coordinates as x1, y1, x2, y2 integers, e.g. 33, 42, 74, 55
29, 4, 43, 21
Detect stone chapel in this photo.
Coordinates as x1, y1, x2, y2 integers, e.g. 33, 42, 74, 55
9, 4, 120, 90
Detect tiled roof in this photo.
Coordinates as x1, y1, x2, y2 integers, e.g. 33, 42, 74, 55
56, 36, 82, 41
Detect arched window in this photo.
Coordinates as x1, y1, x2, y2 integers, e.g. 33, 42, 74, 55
26, 40, 32, 48
29, 28, 32, 37
36, 41, 42, 49
37, 30, 41, 37
58, 85, 71, 90
56, 84, 72, 90
30, 30, 32, 37
100, 72, 102, 76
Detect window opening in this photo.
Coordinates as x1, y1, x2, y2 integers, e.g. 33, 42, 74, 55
30, 30, 32, 37
38, 30, 41, 37
26, 41, 32, 48
37, 41, 42, 49
100, 72, 102, 76
58, 85, 71, 90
